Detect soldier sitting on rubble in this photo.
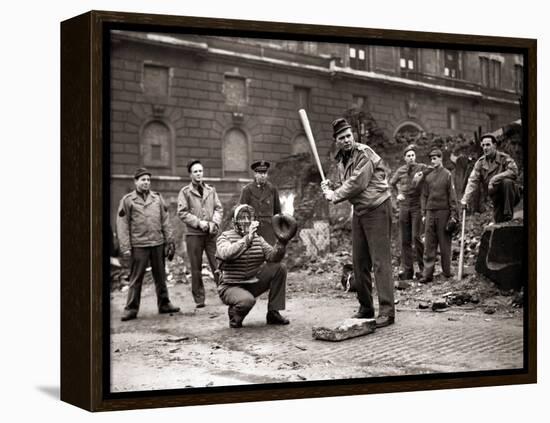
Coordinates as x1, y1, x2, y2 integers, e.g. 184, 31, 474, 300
215, 204, 296, 328
460, 133, 521, 223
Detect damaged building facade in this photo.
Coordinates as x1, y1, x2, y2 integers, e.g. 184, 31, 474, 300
109, 31, 523, 252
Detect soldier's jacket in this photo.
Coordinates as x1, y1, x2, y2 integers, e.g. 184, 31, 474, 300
177, 182, 223, 236
462, 151, 518, 204
116, 190, 173, 254
332, 143, 391, 215
389, 162, 429, 208
239, 181, 281, 218
216, 229, 285, 284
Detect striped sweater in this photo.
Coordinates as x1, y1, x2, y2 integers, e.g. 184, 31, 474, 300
216, 229, 285, 283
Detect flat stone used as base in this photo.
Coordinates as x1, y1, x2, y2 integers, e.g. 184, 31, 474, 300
312, 318, 376, 341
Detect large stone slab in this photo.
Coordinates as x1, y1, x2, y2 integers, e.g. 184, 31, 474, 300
312, 318, 376, 341
475, 221, 524, 291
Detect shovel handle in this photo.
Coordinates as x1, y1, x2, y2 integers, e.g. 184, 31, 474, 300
457, 208, 467, 280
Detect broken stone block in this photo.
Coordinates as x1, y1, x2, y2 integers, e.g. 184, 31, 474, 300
475, 222, 524, 291
432, 300, 448, 311
312, 318, 376, 341
395, 280, 412, 290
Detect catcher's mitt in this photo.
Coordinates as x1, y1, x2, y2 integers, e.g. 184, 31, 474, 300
272, 213, 298, 244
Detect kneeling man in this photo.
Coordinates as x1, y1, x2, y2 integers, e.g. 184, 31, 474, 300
216, 204, 294, 328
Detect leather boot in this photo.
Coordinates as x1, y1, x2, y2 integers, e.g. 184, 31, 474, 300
266, 310, 289, 325
159, 302, 180, 314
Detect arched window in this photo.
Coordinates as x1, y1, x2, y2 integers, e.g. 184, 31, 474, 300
394, 121, 424, 143
141, 120, 173, 170
223, 128, 249, 177
291, 133, 310, 155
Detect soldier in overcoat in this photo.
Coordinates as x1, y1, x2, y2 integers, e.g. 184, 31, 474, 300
239, 160, 281, 245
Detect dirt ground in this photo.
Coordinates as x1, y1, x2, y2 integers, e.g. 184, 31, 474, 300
110, 266, 524, 392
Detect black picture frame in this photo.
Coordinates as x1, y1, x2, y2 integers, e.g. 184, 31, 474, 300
60, 10, 536, 412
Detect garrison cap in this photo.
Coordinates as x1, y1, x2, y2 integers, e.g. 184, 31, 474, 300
403, 144, 417, 156
428, 148, 443, 158
134, 168, 152, 180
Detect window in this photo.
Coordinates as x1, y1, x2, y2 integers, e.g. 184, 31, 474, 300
491, 60, 502, 89
479, 57, 502, 89
294, 86, 310, 110
444, 50, 460, 78
349, 45, 368, 70
480, 57, 489, 87
291, 134, 310, 155
487, 114, 498, 132
223, 75, 247, 106
447, 109, 459, 130
223, 128, 248, 175
400, 47, 416, 71
514, 65, 524, 93
353, 95, 366, 108
143, 64, 170, 96
141, 121, 172, 168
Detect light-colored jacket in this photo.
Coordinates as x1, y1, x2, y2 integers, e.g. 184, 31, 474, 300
116, 190, 173, 254
332, 143, 391, 215
177, 182, 223, 236
462, 151, 518, 204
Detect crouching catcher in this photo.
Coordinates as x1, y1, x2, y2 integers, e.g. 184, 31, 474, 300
216, 204, 297, 328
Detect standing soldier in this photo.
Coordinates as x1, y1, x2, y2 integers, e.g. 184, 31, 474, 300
177, 160, 223, 308
321, 118, 395, 328
239, 160, 281, 245
117, 168, 180, 321
460, 134, 520, 223
418, 148, 458, 284
389, 144, 428, 280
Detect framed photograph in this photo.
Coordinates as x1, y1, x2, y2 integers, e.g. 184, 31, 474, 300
61, 10, 536, 411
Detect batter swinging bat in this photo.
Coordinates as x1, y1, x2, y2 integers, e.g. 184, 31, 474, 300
298, 109, 326, 182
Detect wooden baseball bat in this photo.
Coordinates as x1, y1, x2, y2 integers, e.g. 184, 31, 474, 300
457, 207, 467, 280
298, 109, 326, 182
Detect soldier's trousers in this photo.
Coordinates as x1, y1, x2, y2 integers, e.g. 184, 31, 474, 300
352, 199, 394, 318
423, 209, 452, 279
399, 206, 424, 275
490, 178, 520, 223
186, 234, 218, 305
217, 262, 287, 320
124, 245, 170, 312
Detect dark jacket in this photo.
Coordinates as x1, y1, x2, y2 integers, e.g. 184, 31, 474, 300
332, 143, 391, 215
421, 166, 458, 217
239, 181, 281, 218
116, 190, 173, 254
390, 162, 429, 208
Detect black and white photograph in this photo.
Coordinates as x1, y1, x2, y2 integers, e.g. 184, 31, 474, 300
107, 28, 529, 393
6, 0, 548, 421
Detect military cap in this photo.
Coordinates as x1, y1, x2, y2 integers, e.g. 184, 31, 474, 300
187, 159, 202, 173
428, 148, 443, 158
134, 167, 152, 180
403, 144, 417, 156
251, 160, 270, 173
332, 117, 352, 137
